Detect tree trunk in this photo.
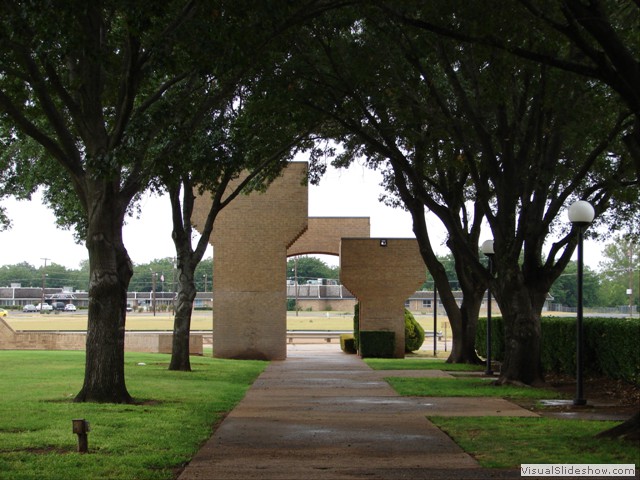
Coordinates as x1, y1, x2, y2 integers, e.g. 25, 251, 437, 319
596, 411, 640, 442
75, 190, 133, 403
446, 294, 484, 364
408, 202, 484, 364
169, 266, 197, 371
495, 268, 546, 386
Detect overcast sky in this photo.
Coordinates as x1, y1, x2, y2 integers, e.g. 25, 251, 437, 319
0, 163, 437, 270
0, 162, 605, 270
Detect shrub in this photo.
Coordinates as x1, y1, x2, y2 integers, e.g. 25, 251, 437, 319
476, 316, 640, 384
340, 334, 357, 354
354, 303, 423, 354
360, 331, 395, 358
405, 308, 425, 352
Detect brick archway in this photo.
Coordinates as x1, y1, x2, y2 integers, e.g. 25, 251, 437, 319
193, 162, 422, 360
287, 217, 370, 257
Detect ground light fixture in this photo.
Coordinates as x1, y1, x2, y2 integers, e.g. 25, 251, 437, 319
481, 239, 495, 376
568, 200, 595, 406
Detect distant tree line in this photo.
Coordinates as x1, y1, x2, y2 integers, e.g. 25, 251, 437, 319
0, 257, 213, 293
1, 239, 636, 309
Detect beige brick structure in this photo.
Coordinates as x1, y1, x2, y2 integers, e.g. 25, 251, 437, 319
0, 318, 202, 354
193, 163, 308, 360
287, 217, 370, 256
340, 239, 425, 358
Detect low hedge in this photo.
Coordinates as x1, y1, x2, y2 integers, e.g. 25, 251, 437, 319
476, 316, 640, 385
359, 331, 396, 358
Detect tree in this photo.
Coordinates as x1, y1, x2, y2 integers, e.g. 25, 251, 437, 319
382, 0, 640, 177
597, 234, 639, 309
288, 7, 488, 364
289, 5, 638, 383
0, 2, 269, 402
164, 80, 318, 371
287, 256, 339, 284
403, 34, 635, 385
0, 262, 40, 288
549, 262, 601, 308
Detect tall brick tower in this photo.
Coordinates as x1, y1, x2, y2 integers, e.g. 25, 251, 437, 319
193, 162, 308, 360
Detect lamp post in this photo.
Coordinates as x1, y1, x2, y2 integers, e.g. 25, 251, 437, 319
481, 240, 495, 376
568, 200, 595, 406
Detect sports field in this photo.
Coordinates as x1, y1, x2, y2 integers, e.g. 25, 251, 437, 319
4, 310, 451, 333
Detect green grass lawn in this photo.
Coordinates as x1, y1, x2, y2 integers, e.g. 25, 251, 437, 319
0, 350, 267, 480
377, 360, 637, 467
365, 358, 484, 372
386, 376, 567, 399
430, 416, 639, 468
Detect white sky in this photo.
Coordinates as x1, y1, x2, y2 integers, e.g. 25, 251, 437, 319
0, 162, 605, 270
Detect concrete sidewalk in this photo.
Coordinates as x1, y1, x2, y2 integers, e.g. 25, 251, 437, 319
178, 345, 534, 480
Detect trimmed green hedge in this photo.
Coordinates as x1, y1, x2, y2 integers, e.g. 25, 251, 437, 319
476, 316, 640, 385
360, 331, 395, 358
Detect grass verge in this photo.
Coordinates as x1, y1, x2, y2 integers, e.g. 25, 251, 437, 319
0, 350, 267, 480
430, 416, 638, 467
365, 358, 484, 372
386, 377, 566, 399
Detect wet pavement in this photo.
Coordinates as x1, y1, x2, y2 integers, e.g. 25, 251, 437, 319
177, 345, 539, 479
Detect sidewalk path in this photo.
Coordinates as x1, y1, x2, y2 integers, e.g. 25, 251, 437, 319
178, 345, 533, 480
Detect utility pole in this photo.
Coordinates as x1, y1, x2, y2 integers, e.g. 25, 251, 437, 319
151, 272, 157, 316
294, 256, 299, 317
40, 258, 49, 314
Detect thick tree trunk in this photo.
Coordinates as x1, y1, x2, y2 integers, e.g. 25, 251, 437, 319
446, 294, 484, 364
169, 267, 197, 371
75, 191, 133, 403
495, 269, 546, 386
596, 411, 640, 442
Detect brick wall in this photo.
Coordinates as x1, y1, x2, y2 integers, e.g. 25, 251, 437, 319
0, 318, 202, 354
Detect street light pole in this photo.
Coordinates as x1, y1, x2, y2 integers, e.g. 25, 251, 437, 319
568, 200, 595, 406
481, 240, 495, 376
432, 279, 437, 357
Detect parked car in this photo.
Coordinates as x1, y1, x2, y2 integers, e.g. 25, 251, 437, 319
22, 304, 37, 312
35, 303, 53, 311
64, 304, 77, 312
52, 302, 66, 311
0, 308, 7, 317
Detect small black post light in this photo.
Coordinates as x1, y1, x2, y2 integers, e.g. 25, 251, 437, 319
568, 200, 595, 406
481, 239, 495, 376
379, 239, 388, 247
72, 419, 91, 453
